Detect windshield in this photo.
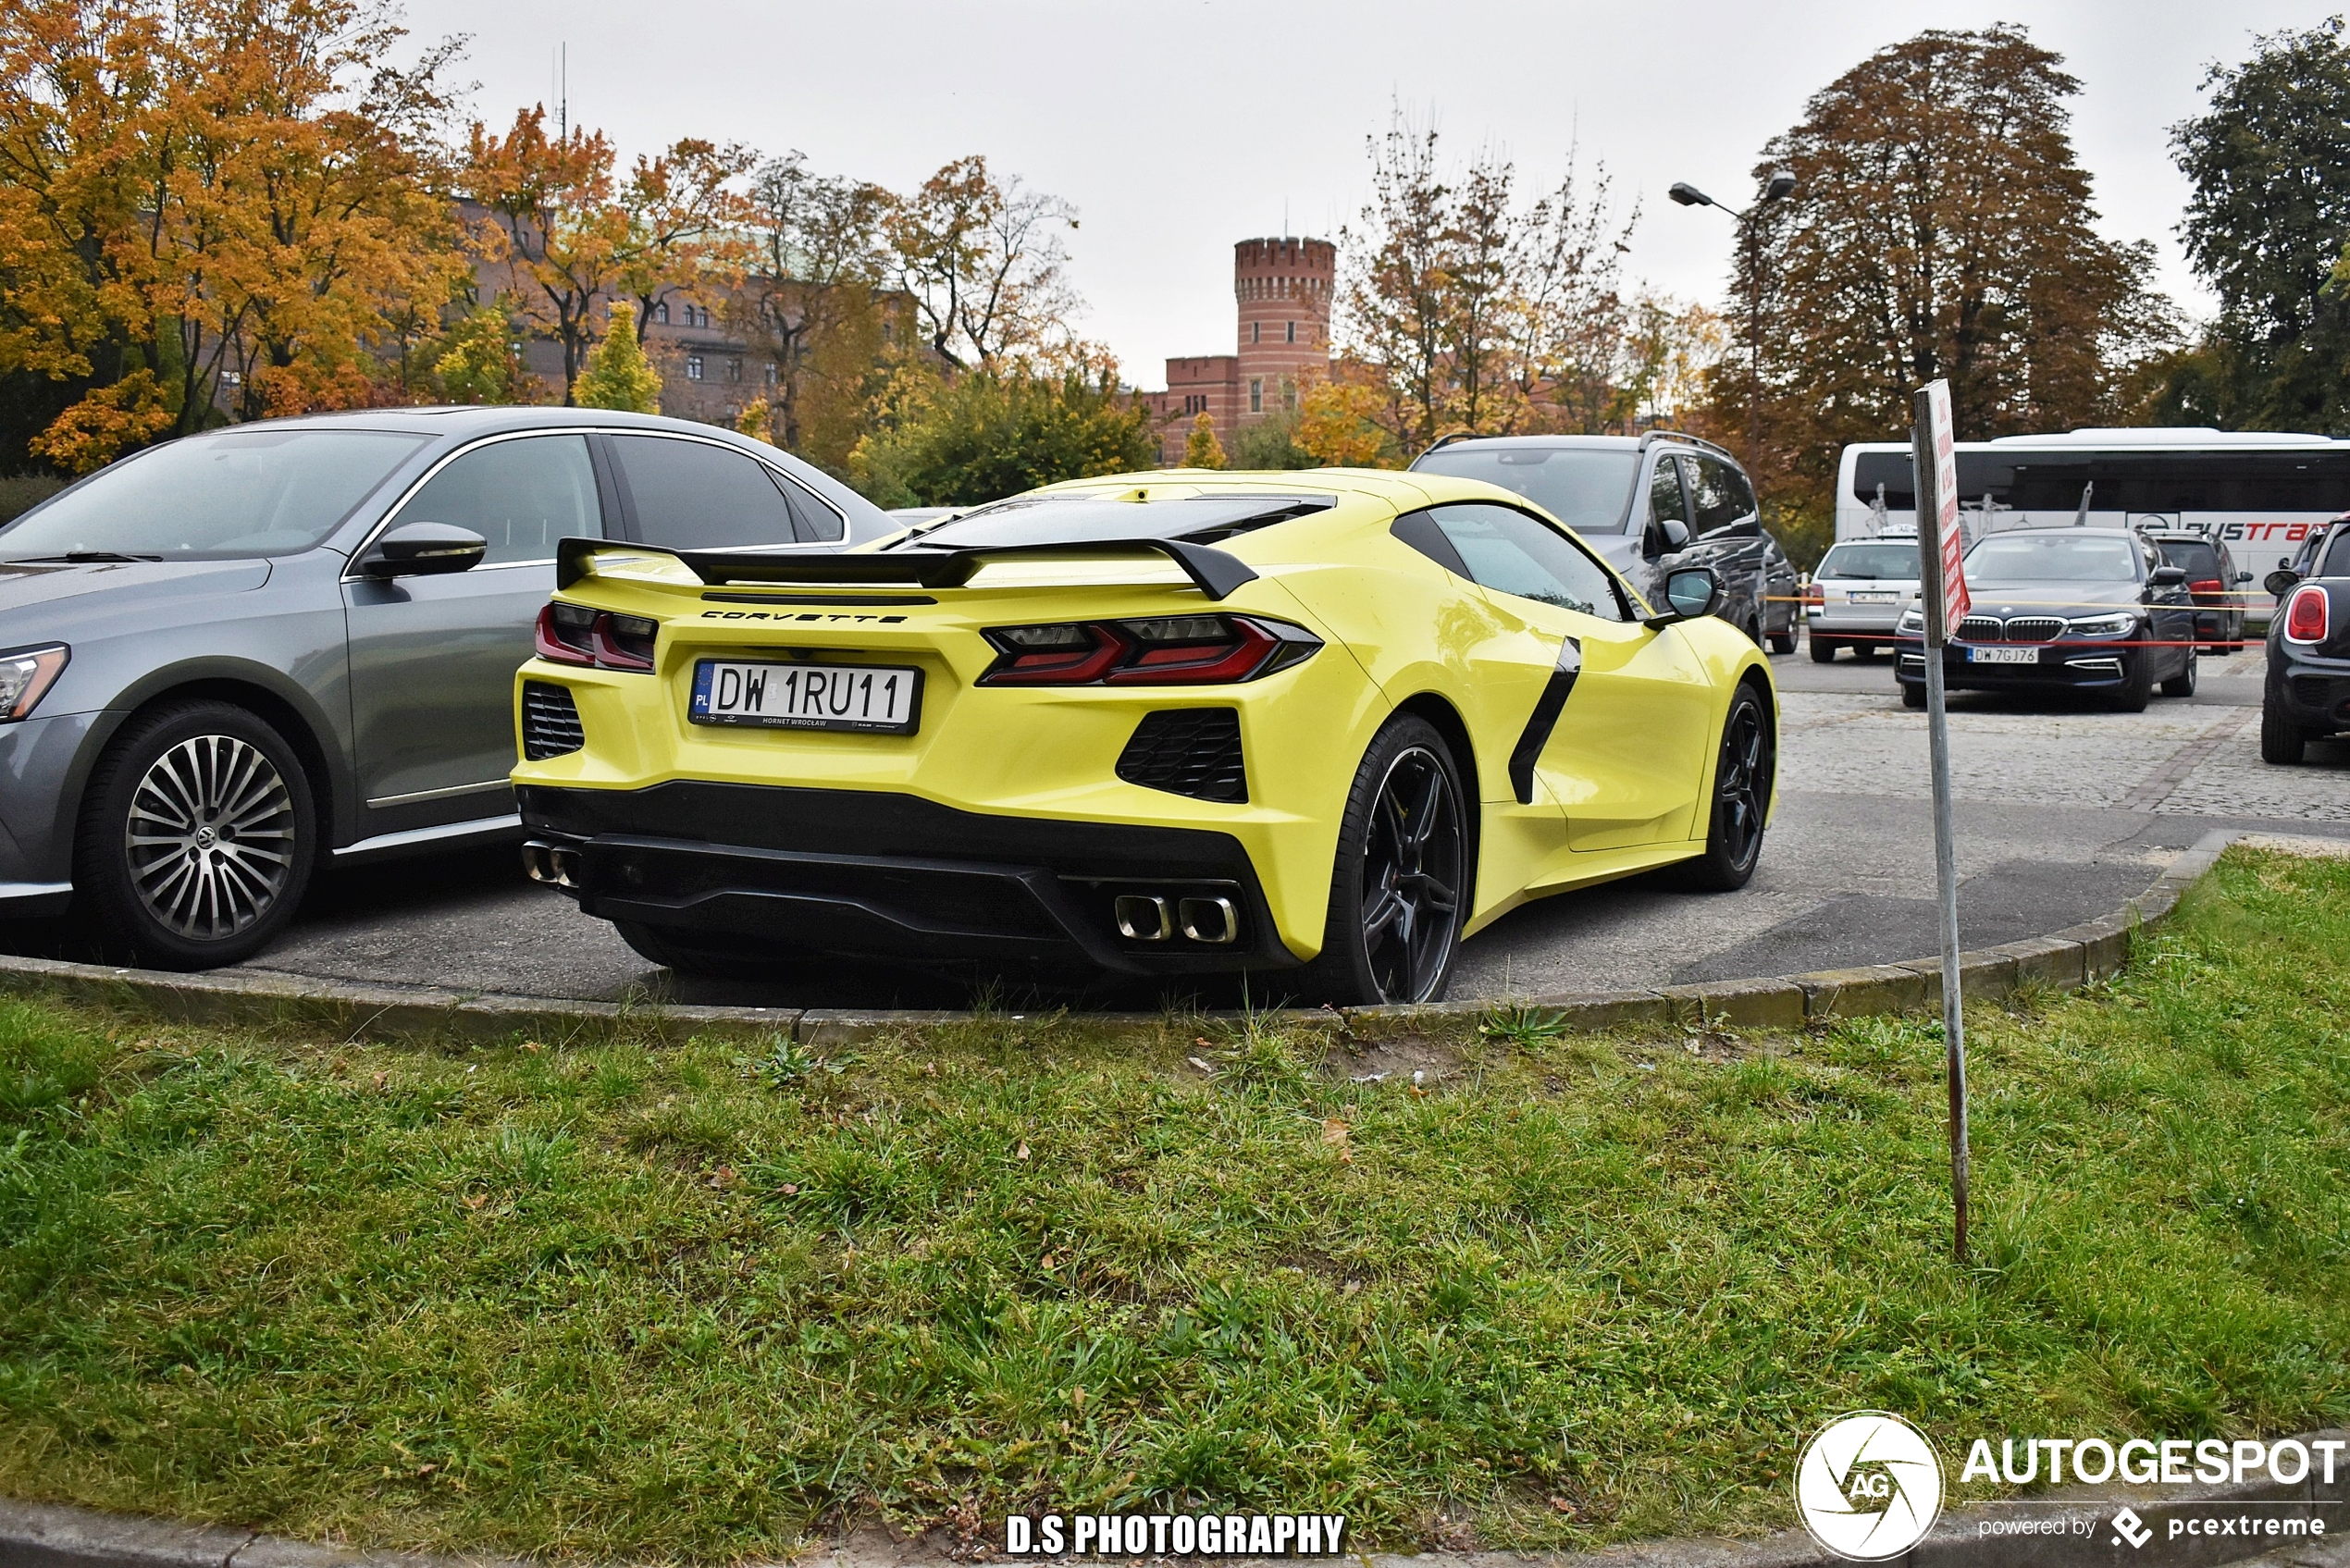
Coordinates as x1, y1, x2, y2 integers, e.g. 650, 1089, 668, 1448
1817, 542, 1920, 579
1411, 447, 1641, 533
1966, 534, 2141, 584
0, 428, 427, 562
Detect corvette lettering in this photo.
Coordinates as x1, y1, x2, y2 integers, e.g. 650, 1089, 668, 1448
699, 611, 909, 623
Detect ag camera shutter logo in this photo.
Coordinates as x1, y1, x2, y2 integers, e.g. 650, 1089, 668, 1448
1794, 1412, 1945, 1561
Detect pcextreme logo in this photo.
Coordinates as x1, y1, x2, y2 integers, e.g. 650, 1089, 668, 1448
1794, 1412, 1946, 1562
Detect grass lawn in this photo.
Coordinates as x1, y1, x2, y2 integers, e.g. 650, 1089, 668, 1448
1, 846, 2345, 1561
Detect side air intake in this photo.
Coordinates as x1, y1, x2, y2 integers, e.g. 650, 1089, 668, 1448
522, 681, 586, 760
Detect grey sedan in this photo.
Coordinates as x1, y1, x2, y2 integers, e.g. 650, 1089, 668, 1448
0, 406, 891, 969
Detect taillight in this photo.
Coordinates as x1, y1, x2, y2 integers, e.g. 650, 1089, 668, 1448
2284, 585, 2331, 643
2190, 578, 2222, 595
536, 601, 657, 671
980, 614, 1319, 685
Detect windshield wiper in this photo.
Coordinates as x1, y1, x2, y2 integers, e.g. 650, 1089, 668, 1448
11, 550, 167, 563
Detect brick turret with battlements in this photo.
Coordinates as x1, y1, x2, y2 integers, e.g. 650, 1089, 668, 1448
1146, 238, 1334, 464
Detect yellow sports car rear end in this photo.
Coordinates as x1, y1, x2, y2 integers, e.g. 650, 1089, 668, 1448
511, 471, 1775, 1004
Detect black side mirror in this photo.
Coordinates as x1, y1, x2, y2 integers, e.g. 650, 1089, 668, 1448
2266, 568, 2303, 597
365, 521, 488, 578
2151, 564, 2189, 587
2236, 571, 2254, 584
1645, 564, 1725, 627
1642, 516, 1692, 561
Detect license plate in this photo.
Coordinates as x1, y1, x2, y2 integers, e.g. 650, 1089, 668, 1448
1968, 646, 2040, 665
688, 659, 921, 734
1848, 590, 1899, 603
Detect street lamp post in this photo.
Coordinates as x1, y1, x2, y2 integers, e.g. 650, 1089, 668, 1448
1670, 171, 1795, 474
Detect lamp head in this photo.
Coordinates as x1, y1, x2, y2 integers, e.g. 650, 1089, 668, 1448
1668, 182, 1712, 208
1764, 170, 1797, 202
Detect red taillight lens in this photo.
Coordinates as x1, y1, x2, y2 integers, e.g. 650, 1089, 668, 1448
2190, 577, 2222, 595
2284, 585, 2331, 643
980, 615, 1318, 685
536, 601, 656, 670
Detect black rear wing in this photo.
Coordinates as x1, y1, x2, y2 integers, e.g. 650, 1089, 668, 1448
556, 536, 1259, 600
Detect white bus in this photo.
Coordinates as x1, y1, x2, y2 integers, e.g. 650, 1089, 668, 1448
1834, 427, 2350, 625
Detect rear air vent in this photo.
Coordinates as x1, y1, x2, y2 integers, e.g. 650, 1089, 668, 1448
522, 681, 586, 759
1117, 708, 1245, 803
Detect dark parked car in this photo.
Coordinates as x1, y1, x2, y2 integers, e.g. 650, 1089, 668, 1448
2259, 518, 2350, 763
1410, 432, 1800, 651
1892, 525, 2199, 711
2144, 526, 2252, 653
0, 407, 891, 969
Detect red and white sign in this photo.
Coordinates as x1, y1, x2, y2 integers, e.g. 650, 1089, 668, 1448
1923, 379, 1970, 627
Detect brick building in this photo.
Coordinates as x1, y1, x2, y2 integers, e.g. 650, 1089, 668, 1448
1144, 238, 1334, 464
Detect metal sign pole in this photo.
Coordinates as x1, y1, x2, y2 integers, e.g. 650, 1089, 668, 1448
1911, 382, 1971, 1265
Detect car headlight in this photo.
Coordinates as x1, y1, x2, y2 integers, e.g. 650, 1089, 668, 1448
2066, 612, 2136, 639
0, 645, 68, 722
1897, 606, 1926, 634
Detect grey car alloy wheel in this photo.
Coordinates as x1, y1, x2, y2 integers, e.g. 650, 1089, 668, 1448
124, 735, 298, 940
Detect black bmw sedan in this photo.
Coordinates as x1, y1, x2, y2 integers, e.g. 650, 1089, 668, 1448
1893, 526, 2200, 712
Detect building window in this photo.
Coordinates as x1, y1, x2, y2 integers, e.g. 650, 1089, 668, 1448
728, 357, 743, 382
686, 355, 704, 381
1250, 378, 1263, 414
1251, 321, 1261, 344
1286, 320, 1295, 343
764, 363, 778, 386
651, 300, 670, 325
882, 319, 894, 344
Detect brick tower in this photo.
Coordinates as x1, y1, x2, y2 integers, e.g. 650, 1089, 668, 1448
1232, 237, 1334, 427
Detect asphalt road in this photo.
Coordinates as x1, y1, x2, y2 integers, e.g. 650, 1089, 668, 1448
14, 639, 2350, 1009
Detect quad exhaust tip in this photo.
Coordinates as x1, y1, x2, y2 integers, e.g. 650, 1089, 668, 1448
522, 840, 584, 891
1113, 892, 1240, 945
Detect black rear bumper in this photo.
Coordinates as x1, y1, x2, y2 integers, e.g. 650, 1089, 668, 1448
2267, 648, 2350, 734
517, 782, 1300, 974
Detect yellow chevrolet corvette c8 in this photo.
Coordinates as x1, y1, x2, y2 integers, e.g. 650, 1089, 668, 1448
511, 470, 1777, 1004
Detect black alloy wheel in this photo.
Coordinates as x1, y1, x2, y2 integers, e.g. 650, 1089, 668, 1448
75, 700, 317, 969
2162, 647, 2198, 699
1677, 684, 1773, 891
1301, 715, 1467, 1006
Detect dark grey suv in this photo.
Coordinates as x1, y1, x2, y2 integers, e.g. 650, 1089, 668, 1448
0, 407, 890, 969
1410, 432, 1800, 651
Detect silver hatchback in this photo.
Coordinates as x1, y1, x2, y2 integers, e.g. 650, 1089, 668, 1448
0, 407, 892, 969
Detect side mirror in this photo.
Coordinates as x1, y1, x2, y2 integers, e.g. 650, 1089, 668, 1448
2266, 568, 2303, 597
2236, 571, 2254, 584
1642, 516, 1692, 560
2151, 565, 2189, 586
1645, 564, 1725, 627
365, 522, 488, 578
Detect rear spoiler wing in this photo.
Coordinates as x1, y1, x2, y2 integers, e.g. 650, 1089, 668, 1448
555, 536, 1260, 600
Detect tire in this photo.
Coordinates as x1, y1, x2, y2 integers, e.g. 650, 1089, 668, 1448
73, 701, 317, 969
2110, 651, 2153, 713
1855, 642, 1879, 660
615, 920, 796, 982
2161, 648, 2198, 698
2261, 698, 2310, 765
1295, 715, 1468, 1006
1769, 626, 1798, 655
1901, 683, 1926, 710
1676, 684, 1775, 892
1810, 636, 1839, 663
1744, 613, 1767, 648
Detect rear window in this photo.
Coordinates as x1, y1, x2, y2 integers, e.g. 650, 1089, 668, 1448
889, 493, 1333, 551
1817, 541, 1920, 580
1410, 447, 1641, 533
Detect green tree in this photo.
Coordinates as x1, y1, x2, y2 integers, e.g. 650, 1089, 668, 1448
431, 304, 531, 404
1182, 411, 1226, 468
2160, 19, 2350, 432
1714, 25, 2174, 543
1229, 407, 1317, 468
574, 300, 661, 412
849, 366, 1155, 508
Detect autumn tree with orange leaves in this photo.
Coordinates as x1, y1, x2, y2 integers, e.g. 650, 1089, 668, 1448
0, 0, 467, 471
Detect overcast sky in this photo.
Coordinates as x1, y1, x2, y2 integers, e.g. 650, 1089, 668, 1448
397, 0, 2331, 388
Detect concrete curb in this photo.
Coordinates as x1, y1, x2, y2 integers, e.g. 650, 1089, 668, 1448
0, 833, 2249, 1047
3, 1425, 2342, 1568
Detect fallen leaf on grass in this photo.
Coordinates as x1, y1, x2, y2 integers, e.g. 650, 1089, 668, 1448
1322, 1118, 1353, 1162
1014, 1141, 1030, 1161
462, 1192, 489, 1211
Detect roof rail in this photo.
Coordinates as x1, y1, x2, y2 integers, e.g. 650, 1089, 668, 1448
1639, 428, 1742, 465
1412, 430, 1482, 463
